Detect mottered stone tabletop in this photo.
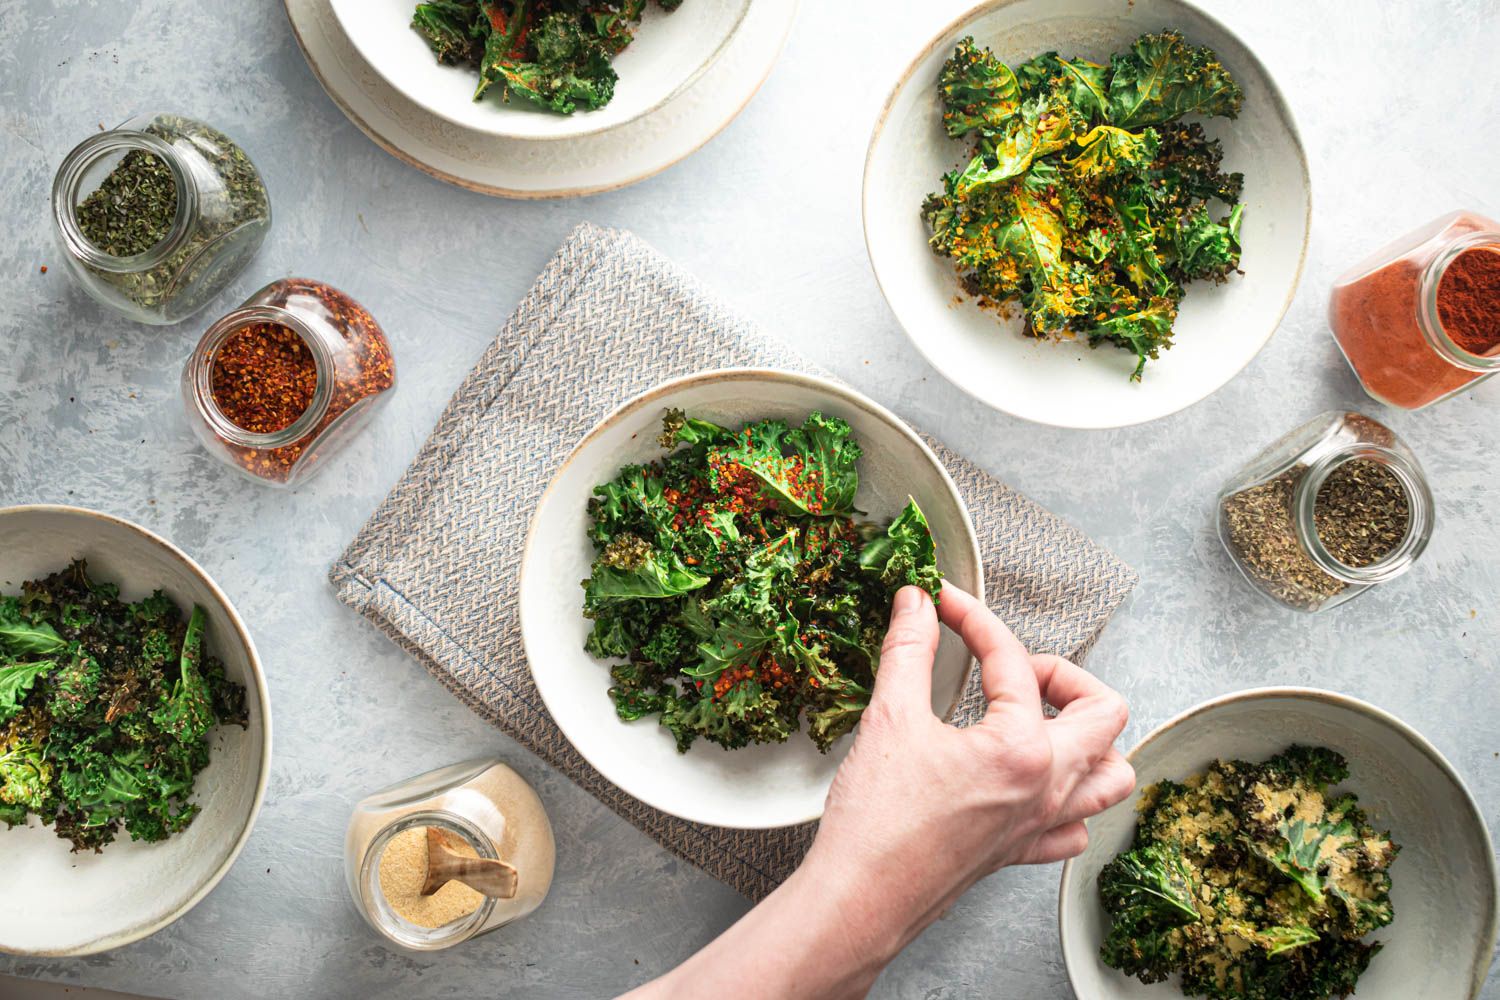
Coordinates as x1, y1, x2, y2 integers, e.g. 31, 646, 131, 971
1, 1, 1497, 997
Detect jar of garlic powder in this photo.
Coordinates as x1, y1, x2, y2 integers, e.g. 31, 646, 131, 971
345, 759, 555, 950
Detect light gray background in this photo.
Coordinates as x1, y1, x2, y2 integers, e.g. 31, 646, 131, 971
1, 1, 1497, 997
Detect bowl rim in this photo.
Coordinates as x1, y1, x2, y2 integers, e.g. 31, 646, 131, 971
517, 366, 984, 828
860, 0, 1314, 429
328, 0, 754, 143
1055, 685, 1500, 999
0, 503, 274, 957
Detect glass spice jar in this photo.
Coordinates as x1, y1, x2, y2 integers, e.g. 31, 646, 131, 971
1328, 211, 1500, 409
51, 112, 271, 325
345, 759, 556, 951
181, 278, 396, 488
1216, 411, 1434, 613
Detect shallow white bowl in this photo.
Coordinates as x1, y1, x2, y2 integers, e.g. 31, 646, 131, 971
1058, 687, 1499, 999
331, 0, 751, 140
863, 0, 1311, 428
519, 370, 982, 829
0, 506, 271, 957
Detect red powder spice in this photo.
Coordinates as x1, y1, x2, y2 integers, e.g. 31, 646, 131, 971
210, 323, 318, 434
1328, 212, 1499, 409
1436, 245, 1500, 356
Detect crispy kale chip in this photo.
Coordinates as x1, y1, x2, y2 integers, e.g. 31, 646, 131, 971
1098, 745, 1398, 1000
923, 31, 1246, 381
1098, 841, 1200, 983
411, 0, 685, 115
0, 561, 246, 851
1107, 31, 1245, 128
584, 411, 942, 753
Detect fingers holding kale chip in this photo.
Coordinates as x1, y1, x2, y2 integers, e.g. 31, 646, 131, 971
0, 561, 247, 852
582, 410, 942, 754
1098, 745, 1398, 999
924, 31, 1246, 381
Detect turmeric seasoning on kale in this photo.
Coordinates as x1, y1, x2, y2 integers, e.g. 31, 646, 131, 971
923, 31, 1247, 380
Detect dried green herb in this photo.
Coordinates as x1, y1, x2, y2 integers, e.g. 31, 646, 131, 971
74, 115, 269, 319
1313, 459, 1410, 568
75, 150, 179, 257
1221, 467, 1345, 610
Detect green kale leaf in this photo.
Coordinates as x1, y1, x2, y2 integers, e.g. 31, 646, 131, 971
582, 412, 941, 753
939, 36, 1021, 137
1107, 30, 1245, 128
858, 499, 943, 598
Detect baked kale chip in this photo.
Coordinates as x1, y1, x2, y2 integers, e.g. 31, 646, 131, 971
1098, 745, 1398, 999
0, 561, 246, 851
923, 31, 1246, 381
582, 410, 942, 753
411, 0, 685, 115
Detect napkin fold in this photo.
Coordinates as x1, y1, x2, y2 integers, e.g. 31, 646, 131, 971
330, 223, 1137, 900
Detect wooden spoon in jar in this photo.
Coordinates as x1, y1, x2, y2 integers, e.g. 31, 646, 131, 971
421, 826, 518, 899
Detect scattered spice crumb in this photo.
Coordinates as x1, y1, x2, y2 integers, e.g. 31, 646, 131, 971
39, 265, 47, 274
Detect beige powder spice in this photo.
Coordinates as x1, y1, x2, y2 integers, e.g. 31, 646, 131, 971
378, 827, 484, 929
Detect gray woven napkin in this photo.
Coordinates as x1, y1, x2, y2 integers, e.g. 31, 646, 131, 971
330, 223, 1137, 901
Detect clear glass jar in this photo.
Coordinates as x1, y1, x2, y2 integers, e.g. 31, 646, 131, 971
1328, 211, 1500, 409
181, 278, 396, 488
51, 112, 271, 325
345, 759, 555, 951
1216, 411, 1435, 613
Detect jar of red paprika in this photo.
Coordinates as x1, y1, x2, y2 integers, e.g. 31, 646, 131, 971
182, 278, 396, 487
1328, 211, 1500, 409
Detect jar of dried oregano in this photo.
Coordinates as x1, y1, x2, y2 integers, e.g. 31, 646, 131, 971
51, 113, 271, 325
1216, 411, 1434, 612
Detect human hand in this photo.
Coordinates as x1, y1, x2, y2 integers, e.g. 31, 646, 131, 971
626, 583, 1134, 1000
800, 582, 1135, 970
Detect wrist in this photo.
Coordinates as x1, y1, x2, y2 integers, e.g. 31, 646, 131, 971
786, 840, 929, 976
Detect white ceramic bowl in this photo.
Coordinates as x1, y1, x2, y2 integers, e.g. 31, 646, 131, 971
863, 0, 1311, 428
330, 0, 751, 140
0, 506, 271, 957
519, 370, 982, 829
1058, 688, 1499, 999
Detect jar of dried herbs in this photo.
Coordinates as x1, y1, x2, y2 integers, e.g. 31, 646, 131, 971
181, 278, 396, 488
1216, 411, 1434, 613
51, 113, 271, 325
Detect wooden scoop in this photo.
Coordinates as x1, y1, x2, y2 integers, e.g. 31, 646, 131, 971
421, 826, 518, 899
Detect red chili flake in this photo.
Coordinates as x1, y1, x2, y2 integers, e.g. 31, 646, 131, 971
210, 323, 318, 434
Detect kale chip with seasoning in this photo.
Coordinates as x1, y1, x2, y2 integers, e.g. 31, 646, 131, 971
0, 561, 246, 852
1098, 745, 1399, 999
923, 31, 1246, 381
410, 0, 686, 116
582, 410, 942, 753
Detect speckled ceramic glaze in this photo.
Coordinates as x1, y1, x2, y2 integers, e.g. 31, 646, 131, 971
0, 506, 271, 957
863, 0, 1311, 428
1058, 688, 1499, 999
518, 370, 982, 829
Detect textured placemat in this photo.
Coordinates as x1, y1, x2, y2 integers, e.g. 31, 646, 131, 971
330, 222, 1137, 901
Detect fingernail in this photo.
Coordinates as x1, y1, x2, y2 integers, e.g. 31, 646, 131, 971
893, 586, 923, 615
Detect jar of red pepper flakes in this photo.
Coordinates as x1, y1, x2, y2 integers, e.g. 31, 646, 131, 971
1328, 210, 1500, 409
181, 278, 396, 487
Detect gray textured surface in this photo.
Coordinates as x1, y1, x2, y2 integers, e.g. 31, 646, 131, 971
0, 1, 1495, 998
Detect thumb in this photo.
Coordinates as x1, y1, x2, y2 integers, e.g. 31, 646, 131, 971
869, 586, 939, 716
